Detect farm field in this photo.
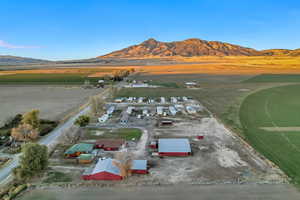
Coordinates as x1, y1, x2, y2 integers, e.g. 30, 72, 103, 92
0, 86, 102, 126
240, 84, 300, 185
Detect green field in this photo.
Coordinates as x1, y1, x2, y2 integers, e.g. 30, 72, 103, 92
0, 73, 100, 84
86, 128, 142, 140
240, 84, 300, 185
244, 74, 300, 83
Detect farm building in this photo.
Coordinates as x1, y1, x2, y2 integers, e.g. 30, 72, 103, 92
182, 96, 188, 101
126, 106, 135, 114
95, 139, 125, 151
114, 98, 124, 103
160, 97, 166, 104
169, 106, 177, 116
77, 154, 94, 164
64, 143, 94, 158
158, 139, 191, 157
186, 106, 197, 114
157, 106, 164, 115
171, 97, 177, 103
107, 106, 115, 115
82, 158, 148, 180
131, 160, 148, 174
158, 119, 173, 126
138, 97, 144, 103
98, 114, 109, 123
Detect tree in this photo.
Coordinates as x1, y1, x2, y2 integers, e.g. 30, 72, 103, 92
13, 143, 48, 180
74, 115, 90, 127
11, 124, 39, 141
21, 110, 40, 129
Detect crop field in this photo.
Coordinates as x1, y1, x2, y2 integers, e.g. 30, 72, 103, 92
240, 84, 300, 185
244, 74, 300, 83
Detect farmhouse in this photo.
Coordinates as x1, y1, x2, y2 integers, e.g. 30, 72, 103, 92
82, 158, 148, 180
158, 138, 191, 156
95, 139, 125, 151
64, 143, 94, 158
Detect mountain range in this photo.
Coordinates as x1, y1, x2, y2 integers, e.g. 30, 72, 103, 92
101, 38, 300, 58
1, 38, 300, 65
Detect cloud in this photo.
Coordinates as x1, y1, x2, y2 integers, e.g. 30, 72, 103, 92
0, 40, 41, 49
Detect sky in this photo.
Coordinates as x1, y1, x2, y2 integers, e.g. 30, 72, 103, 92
0, 0, 300, 60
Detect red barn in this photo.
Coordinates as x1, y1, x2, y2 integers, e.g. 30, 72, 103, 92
95, 139, 125, 151
158, 138, 191, 157
82, 158, 122, 180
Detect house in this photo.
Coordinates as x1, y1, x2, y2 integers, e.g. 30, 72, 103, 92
64, 143, 94, 158
77, 154, 94, 164
82, 158, 148, 180
82, 158, 122, 180
95, 139, 125, 151
169, 106, 177, 116
98, 114, 109, 123
131, 160, 148, 174
158, 138, 191, 157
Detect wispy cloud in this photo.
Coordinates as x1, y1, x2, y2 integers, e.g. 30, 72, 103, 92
0, 40, 41, 49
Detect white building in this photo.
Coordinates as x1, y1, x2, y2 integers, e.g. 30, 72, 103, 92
126, 106, 135, 115
171, 97, 177, 104
98, 114, 109, 123
157, 106, 164, 115
160, 97, 166, 104
186, 106, 197, 114
138, 97, 144, 103
106, 106, 115, 115
169, 106, 177, 116
142, 109, 148, 116
182, 96, 188, 101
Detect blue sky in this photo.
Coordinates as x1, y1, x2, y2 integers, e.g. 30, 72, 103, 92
0, 0, 300, 60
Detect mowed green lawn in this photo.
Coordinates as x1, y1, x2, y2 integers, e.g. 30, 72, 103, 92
240, 84, 300, 185
0, 73, 100, 84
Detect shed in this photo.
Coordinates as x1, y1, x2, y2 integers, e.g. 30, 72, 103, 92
82, 158, 122, 180
131, 160, 148, 174
158, 139, 191, 156
77, 154, 94, 164
95, 139, 125, 151
64, 143, 94, 157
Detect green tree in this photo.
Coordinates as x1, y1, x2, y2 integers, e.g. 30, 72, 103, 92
74, 115, 90, 127
14, 143, 48, 180
21, 110, 40, 129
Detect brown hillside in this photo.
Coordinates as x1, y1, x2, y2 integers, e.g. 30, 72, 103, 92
100, 38, 261, 58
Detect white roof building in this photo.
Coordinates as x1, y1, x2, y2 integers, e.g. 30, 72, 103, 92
98, 114, 109, 123
157, 106, 164, 115
169, 106, 177, 116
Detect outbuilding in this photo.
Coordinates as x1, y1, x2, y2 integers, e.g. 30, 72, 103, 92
95, 139, 125, 151
82, 158, 122, 180
131, 160, 148, 174
77, 154, 94, 164
64, 143, 94, 158
158, 138, 191, 157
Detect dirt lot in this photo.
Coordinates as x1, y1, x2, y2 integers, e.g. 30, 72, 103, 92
0, 86, 102, 126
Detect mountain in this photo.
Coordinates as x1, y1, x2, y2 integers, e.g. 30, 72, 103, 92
0, 55, 51, 65
100, 38, 262, 58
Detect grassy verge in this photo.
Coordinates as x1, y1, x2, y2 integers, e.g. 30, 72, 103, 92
42, 171, 72, 183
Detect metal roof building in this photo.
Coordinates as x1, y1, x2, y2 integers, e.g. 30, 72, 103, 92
82, 158, 148, 180
169, 106, 177, 116
158, 139, 191, 156
64, 143, 94, 157
107, 106, 115, 115
157, 106, 164, 115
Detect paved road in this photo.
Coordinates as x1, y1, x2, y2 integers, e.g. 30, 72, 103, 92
21, 184, 300, 200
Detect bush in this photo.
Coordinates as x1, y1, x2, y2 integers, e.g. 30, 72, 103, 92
74, 115, 90, 127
